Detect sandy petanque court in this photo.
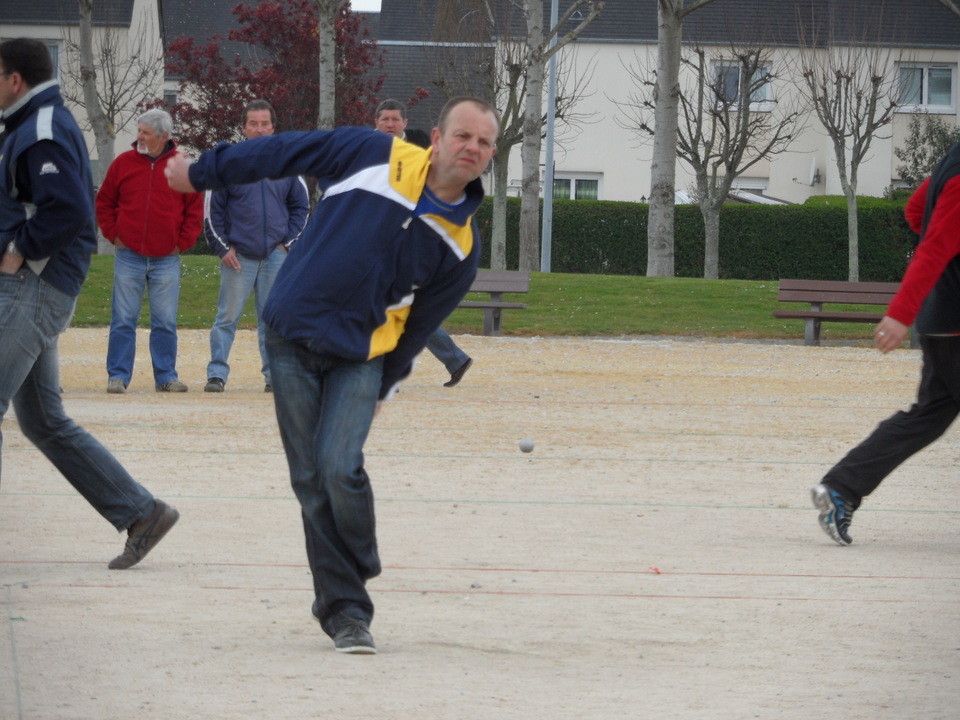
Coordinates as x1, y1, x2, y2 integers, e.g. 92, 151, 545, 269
1, 328, 958, 719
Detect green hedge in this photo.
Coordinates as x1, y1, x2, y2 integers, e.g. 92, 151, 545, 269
474, 197, 916, 281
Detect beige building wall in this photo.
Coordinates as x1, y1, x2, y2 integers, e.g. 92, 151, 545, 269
503, 40, 959, 205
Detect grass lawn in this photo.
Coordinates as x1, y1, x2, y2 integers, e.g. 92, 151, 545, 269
73, 254, 885, 343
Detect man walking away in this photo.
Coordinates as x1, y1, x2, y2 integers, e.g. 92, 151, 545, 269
0, 38, 179, 569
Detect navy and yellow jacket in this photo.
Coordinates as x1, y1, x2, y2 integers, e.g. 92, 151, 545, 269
187, 126, 482, 399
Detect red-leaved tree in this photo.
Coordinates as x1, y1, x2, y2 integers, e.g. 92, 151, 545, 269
165, 0, 393, 152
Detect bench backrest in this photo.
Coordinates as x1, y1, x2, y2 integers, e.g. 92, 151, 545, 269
777, 279, 899, 306
470, 270, 530, 294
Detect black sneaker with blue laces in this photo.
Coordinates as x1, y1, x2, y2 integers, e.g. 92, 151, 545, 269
811, 483, 856, 546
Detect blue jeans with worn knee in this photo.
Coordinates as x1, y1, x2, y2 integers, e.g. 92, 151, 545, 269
265, 326, 383, 637
0, 266, 154, 529
106, 248, 182, 387
207, 247, 286, 385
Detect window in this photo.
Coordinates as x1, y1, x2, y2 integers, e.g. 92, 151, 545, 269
553, 174, 601, 200
163, 90, 179, 111
45, 42, 60, 81
713, 61, 772, 110
898, 64, 955, 112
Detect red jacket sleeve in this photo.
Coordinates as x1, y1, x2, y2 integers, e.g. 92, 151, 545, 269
886, 176, 960, 326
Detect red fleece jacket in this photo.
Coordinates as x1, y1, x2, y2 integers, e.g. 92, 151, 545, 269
96, 141, 203, 257
886, 175, 960, 327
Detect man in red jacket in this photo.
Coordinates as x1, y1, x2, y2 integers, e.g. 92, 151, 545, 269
96, 109, 203, 393
812, 141, 960, 545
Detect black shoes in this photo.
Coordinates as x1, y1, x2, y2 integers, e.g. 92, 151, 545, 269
204, 377, 225, 393
109, 499, 180, 569
443, 358, 473, 388
313, 603, 377, 654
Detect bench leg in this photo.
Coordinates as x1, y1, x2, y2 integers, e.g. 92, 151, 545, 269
481, 308, 503, 336
803, 318, 822, 346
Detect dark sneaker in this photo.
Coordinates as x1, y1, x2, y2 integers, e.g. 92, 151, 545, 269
109, 499, 180, 569
811, 483, 855, 546
443, 357, 473, 388
333, 618, 377, 655
106, 379, 126, 394
157, 380, 188, 393
205, 377, 225, 393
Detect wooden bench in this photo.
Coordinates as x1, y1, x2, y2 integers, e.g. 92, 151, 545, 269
772, 278, 918, 348
457, 270, 530, 336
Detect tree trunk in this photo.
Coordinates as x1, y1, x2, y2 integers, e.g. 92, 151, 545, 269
490, 146, 511, 270
518, 0, 544, 272
315, 0, 338, 130
702, 203, 721, 280
78, 0, 117, 254
845, 189, 859, 282
646, 2, 683, 277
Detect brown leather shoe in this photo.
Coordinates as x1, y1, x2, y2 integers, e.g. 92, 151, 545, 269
109, 499, 180, 569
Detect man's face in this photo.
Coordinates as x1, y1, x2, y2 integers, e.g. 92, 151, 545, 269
375, 109, 407, 137
136, 123, 169, 157
243, 109, 274, 139
0, 62, 25, 111
430, 102, 498, 187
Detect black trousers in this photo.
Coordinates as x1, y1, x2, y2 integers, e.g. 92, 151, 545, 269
824, 335, 960, 502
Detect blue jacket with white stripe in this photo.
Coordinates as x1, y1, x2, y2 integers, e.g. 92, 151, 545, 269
0, 81, 96, 296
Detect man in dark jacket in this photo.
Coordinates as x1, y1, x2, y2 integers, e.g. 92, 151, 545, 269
166, 96, 499, 654
812, 142, 960, 545
0, 38, 179, 569
203, 99, 309, 393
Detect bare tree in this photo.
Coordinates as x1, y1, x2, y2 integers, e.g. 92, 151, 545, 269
63, 1, 163, 253
619, 44, 803, 279
517, 0, 603, 272
315, 0, 342, 129
646, 0, 719, 278
796, 8, 900, 282
63, 2, 164, 186
426, 0, 598, 270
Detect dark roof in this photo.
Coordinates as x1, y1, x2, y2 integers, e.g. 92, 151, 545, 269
377, 0, 960, 49
160, 0, 257, 62
0, 0, 135, 26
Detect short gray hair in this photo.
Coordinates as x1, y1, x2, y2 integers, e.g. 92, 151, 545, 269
137, 108, 173, 137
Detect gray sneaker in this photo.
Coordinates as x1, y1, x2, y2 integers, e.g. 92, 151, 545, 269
333, 616, 376, 654
109, 499, 180, 569
106, 379, 126, 394
157, 380, 188, 393
811, 483, 856, 546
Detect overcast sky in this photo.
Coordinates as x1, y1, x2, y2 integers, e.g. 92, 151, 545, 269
351, 0, 381, 11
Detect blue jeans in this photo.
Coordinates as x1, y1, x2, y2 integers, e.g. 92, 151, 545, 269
207, 248, 286, 384
265, 327, 383, 638
106, 248, 182, 387
0, 266, 154, 528
425, 327, 470, 373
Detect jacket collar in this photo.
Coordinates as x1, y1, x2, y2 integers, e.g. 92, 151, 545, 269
1, 80, 60, 129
